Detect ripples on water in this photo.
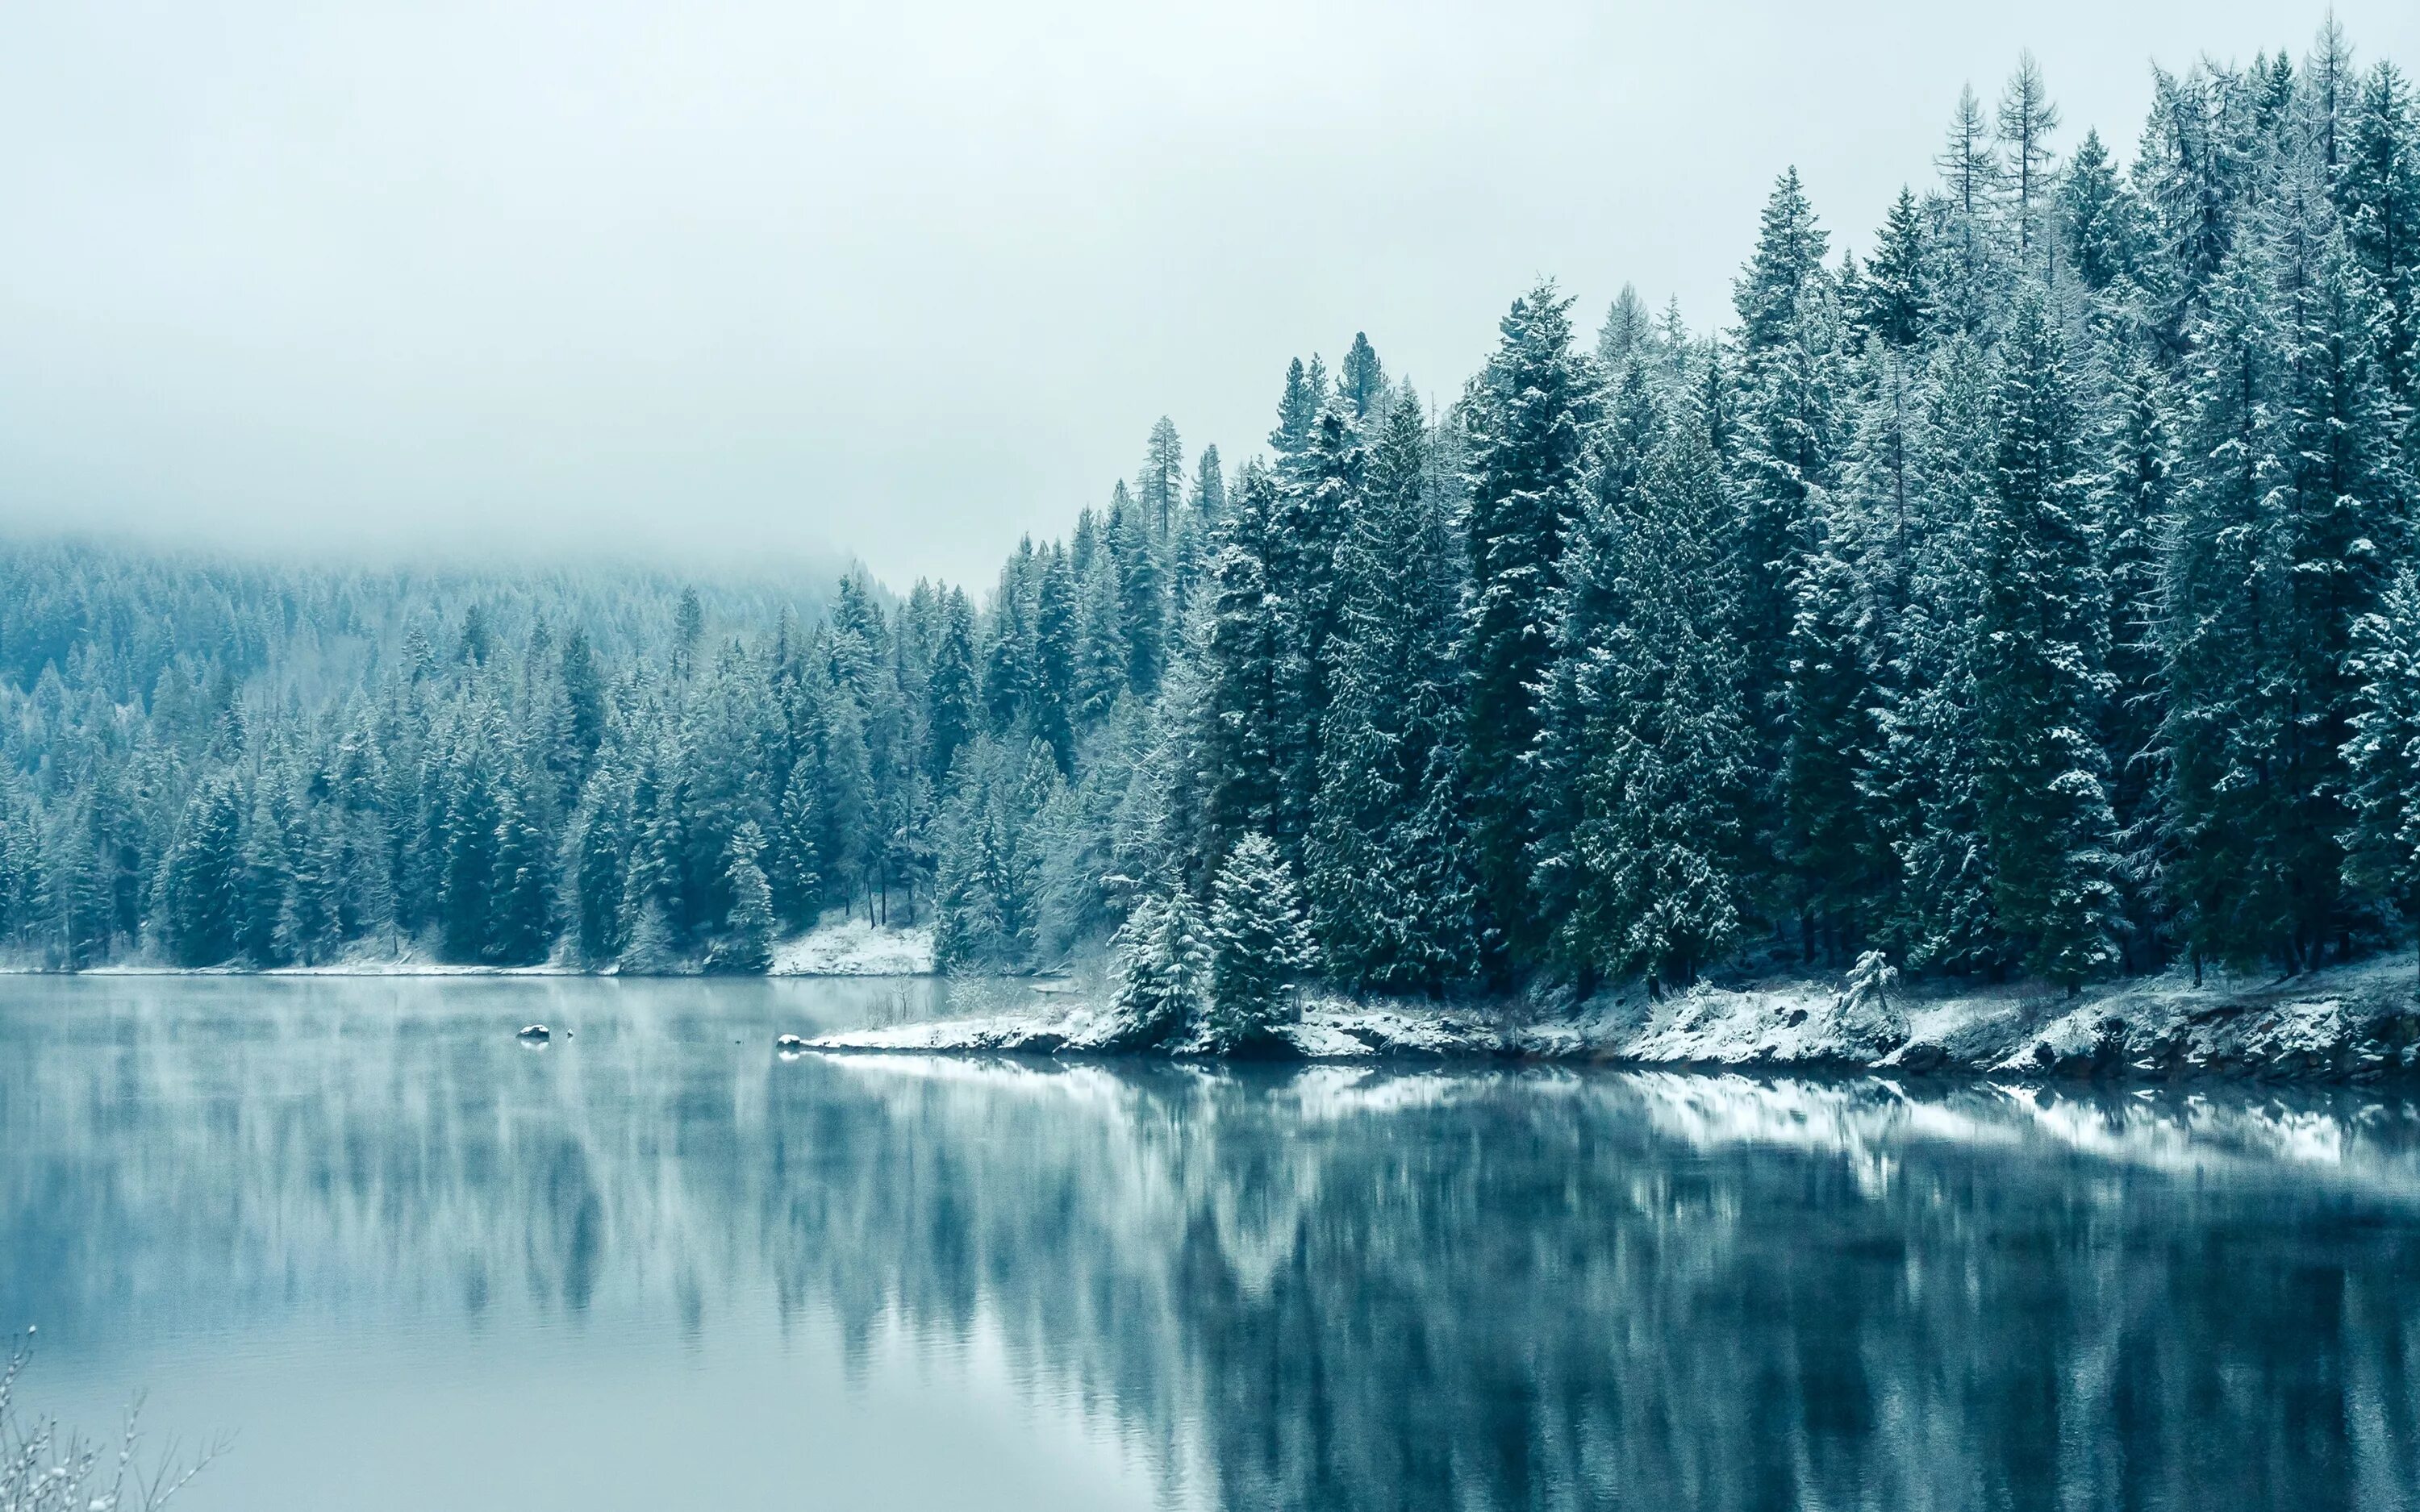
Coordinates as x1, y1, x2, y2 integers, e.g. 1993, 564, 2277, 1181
2, 977, 2417, 1511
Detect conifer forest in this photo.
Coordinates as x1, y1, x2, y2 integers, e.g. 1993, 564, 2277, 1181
6, 27, 2420, 1019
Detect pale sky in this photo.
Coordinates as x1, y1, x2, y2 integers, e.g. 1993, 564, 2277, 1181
3, 1, 2414, 590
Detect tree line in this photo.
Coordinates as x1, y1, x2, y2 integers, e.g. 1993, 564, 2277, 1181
4, 30, 2419, 1017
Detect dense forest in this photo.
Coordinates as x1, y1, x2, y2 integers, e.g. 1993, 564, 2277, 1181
5, 29, 2420, 1030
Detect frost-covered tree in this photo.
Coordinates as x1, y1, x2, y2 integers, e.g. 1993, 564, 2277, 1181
1205, 833, 1315, 1050
1554, 406, 1750, 993
1309, 392, 1480, 993
1971, 292, 2121, 989
1461, 281, 1596, 969
1108, 885, 1212, 1043
716, 820, 775, 973
2345, 569, 2420, 972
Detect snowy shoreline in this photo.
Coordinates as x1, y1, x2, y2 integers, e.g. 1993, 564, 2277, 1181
803, 954, 2420, 1081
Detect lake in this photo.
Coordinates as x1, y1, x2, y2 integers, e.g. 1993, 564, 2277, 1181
2, 976, 2418, 1511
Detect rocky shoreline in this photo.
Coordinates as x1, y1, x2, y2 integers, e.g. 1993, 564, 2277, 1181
801, 954, 2420, 1082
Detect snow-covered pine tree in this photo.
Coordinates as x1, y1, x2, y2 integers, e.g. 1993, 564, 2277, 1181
1555, 402, 1750, 994
2345, 568, 2420, 974
566, 756, 632, 964
1308, 389, 1479, 993
1732, 198, 1850, 931
486, 758, 555, 966
1137, 417, 1184, 536
1971, 289, 2122, 991
1196, 464, 1287, 867
1274, 396, 1365, 866
2059, 129, 2141, 295
924, 587, 980, 782
1205, 832, 1314, 1050
1460, 281, 1596, 971
717, 820, 775, 973
2092, 338, 2177, 969
1106, 491, 1167, 698
1108, 885, 1212, 1043
154, 773, 244, 967
1533, 356, 1666, 958
1783, 504, 1879, 964
1338, 333, 1386, 421
1865, 336, 2006, 974
2258, 160, 2400, 963
2341, 60, 2418, 404
1858, 189, 1934, 350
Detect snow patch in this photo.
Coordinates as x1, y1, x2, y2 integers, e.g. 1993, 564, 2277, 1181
771, 918, 937, 977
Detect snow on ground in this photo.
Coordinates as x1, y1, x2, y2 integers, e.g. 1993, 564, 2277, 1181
802, 953, 2420, 1081
770, 917, 936, 976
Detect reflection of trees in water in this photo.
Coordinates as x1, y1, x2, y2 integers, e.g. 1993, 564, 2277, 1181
5, 982, 2420, 1510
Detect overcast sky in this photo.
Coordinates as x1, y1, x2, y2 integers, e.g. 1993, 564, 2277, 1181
4, 1, 2415, 591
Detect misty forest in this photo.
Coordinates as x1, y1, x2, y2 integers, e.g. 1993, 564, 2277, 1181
6, 30, 2420, 1039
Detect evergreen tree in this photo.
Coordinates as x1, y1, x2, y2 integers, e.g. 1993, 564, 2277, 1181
1554, 406, 1750, 992
1106, 495, 1167, 698
1596, 284, 1654, 372
1460, 282, 1596, 969
1971, 292, 2122, 989
1108, 886, 1212, 1043
1205, 833, 1314, 1050
1858, 189, 1934, 348
1338, 332, 1386, 419
1270, 356, 1322, 473
2061, 129, 2139, 293
2345, 568, 2420, 970
716, 820, 775, 973
566, 758, 632, 965
2343, 62, 2417, 401
1138, 417, 1184, 535
1308, 392, 1479, 993
924, 588, 980, 781
154, 775, 244, 967
1273, 397, 1366, 861
1197, 464, 1287, 867
235, 789, 294, 968
487, 760, 554, 966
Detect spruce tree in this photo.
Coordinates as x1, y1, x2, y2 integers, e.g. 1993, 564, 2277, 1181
235, 789, 294, 968
1858, 189, 1933, 349
567, 758, 632, 964
2346, 568, 2420, 973
1460, 281, 1595, 969
1274, 397, 1365, 863
1338, 333, 1386, 420
1555, 406, 1750, 992
1108, 886, 1212, 1043
1308, 392, 1479, 993
487, 760, 554, 966
155, 775, 244, 966
717, 820, 775, 973
1205, 833, 1313, 1050
2060, 129, 2138, 294
1972, 291, 2121, 989
1137, 417, 1184, 535
924, 588, 980, 781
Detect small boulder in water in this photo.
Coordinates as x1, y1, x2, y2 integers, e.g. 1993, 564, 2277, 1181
517, 1023, 552, 1043
774, 1033, 808, 1056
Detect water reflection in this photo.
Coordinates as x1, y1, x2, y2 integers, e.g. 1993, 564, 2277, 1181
3, 978, 2418, 1510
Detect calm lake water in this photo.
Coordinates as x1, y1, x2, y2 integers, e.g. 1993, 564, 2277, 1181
3, 977, 2418, 1511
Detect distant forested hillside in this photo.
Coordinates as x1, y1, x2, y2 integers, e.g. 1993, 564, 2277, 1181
6, 29, 2419, 1015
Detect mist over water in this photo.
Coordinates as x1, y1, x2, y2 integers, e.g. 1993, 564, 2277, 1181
4, 977, 2417, 1510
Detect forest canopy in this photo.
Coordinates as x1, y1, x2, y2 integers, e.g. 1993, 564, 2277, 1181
3, 27, 2418, 1006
